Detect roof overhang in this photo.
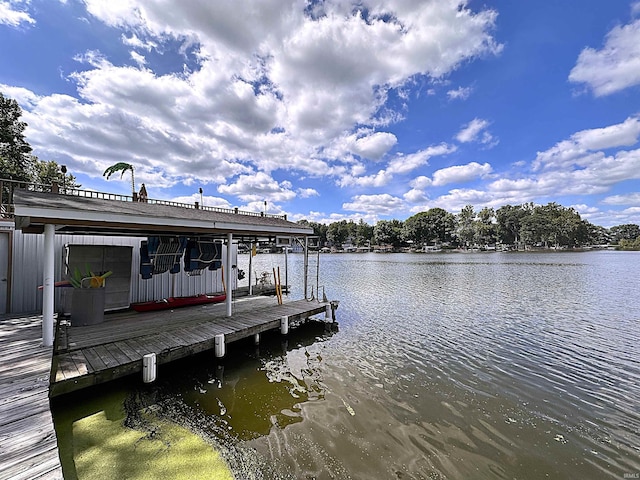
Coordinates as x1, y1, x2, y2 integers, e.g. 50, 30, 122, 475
13, 190, 313, 240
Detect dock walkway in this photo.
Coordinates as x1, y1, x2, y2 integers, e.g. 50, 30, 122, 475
0, 314, 62, 480
51, 296, 334, 397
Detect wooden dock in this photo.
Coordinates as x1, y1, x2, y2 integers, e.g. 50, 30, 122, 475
0, 314, 63, 480
51, 296, 336, 397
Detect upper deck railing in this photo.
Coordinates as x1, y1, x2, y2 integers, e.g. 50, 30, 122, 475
0, 178, 287, 221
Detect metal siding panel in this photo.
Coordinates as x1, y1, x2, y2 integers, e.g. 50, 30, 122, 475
9, 233, 234, 314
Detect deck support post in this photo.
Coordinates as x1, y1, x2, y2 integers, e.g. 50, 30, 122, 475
215, 334, 225, 357
303, 237, 309, 299
42, 224, 55, 347
225, 233, 233, 317
280, 315, 289, 335
248, 241, 253, 296
325, 304, 332, 322
254, 333, 260, 345
142, 353, 157, 383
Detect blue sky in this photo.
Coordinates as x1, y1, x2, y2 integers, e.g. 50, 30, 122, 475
1, 0, 640, 227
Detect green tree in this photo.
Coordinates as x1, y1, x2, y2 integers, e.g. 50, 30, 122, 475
0, 92, 34, 182
496, 204, 532, 246
610, 224, 640, 244
327, 220, 351, 247
403, 208, 455, 246
355, 219, 374, 247
33, 159, 80, 192
456, 205, 476, 248
374, 219, 404, 248
585, 223, 611, 246
474, 207, 497, 246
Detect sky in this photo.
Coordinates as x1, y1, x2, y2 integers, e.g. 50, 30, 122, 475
1, 1, 640, 228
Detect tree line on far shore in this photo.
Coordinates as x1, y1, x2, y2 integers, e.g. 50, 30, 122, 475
298, 204, 640, 251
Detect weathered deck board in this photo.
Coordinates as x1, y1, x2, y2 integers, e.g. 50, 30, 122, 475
0, 314, 63, 480
51, 296, 335, 397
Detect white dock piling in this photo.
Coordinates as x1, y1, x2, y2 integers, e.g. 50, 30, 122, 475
280, 315, 289, 335
142, 353, 157, 383
215, 334, 226, 357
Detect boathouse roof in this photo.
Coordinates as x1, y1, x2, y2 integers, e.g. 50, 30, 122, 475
12, 189, 312, 239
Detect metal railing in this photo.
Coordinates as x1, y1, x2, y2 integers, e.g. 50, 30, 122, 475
0, 178, 287, 220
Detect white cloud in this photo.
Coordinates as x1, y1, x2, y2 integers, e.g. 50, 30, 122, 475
447, 86, 472, 100
171, 193, 231, 209
403, 188, 429, 203
534, 116, 640, 170
432, 162, 493, 186
297, 187, 319, 198
387, 143, 457, 174
130, 51, 147, 67
455, 118, 496, 146
217, 172, 296, 203
410, 176, 433, 189
0, 83, 40, 109
343, 194, 405, 215
602, 192, 640, 205
569, 18, 640, 96
352, 132, 397, 161
122, 33, 157, 51
0, 1, 35, 27
7, 0, 501, 214
337, 169, 392, 188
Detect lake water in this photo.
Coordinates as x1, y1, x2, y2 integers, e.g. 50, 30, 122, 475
53, 251, 640, 479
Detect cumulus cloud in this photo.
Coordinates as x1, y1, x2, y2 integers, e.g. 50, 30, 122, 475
130, 51, 147, 68
297, 187, 319, 198
217, 172, 296, 202
387, 143, 457, 174
343, 194, 405, 215
351, 132, 397, 161
0, 1, 35, 27
432, 162, 493, 186
7, 0, 502, 213
338, 142, 455, 187
602, 192, 640, 205
171, 193, 232, 209
455, 118, 496, 146
533, 116, 640, 170
569, 17, 640, 96
447, 86, 472, 100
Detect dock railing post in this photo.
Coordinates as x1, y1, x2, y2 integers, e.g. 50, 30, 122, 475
42, 224, 55, 347
225, 233, 233, 317
303, 237, 309, 299
248, 241, 253, 296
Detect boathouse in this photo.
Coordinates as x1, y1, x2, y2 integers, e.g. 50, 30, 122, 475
8, 187, 316, 341
0, 184, 337, 478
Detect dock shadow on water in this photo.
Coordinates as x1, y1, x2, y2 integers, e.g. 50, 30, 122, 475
51, 319, 339, 480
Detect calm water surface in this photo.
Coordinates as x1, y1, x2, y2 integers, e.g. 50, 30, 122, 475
54, 251, 640, 479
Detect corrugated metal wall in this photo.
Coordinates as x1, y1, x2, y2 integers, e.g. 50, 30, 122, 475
8, 229, 235, 314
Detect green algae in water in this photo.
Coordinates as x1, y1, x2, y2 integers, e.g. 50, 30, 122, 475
52, 382, 233, 480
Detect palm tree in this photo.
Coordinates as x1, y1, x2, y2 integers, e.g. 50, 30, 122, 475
103, 162, 135, 197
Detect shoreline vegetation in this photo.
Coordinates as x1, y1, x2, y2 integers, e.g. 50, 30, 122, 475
295, 203, 640, 253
